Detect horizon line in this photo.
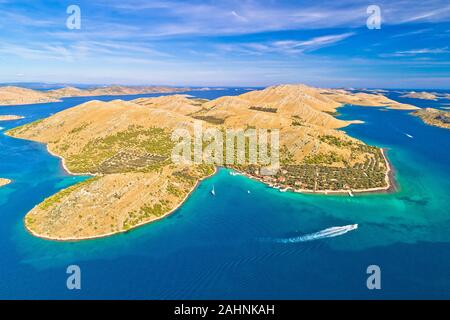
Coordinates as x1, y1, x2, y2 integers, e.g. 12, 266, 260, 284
1, 82, 449, 91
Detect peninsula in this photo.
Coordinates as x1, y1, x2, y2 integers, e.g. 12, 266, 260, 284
0, 85, 209, 106
412, 108, 450, 129
0, 115, 24, 121
6, 84, 414, 241
322, 89, 419, 110
0, 86, 59, 105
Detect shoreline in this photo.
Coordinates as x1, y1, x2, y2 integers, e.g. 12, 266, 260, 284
25, 147, 395, 241
0, 100, 61, 107
24, 165, 218, 242
6, 132, 219, 242
45, 144, 100, 177
12, 131, 394, 242
235, 148, 395, 196
0, 115, 25, 121
0, 87, 225, 107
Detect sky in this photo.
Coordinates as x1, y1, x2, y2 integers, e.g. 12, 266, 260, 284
0, 0, 450, 88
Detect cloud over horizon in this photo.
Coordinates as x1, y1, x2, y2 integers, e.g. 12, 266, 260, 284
0, 0, 449, 88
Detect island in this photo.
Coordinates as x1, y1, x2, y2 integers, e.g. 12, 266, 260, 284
401, 91, 438, 100
0, 86, 59, 105
6, 84, 414, 241
0, 115, 25, 121
321, 89, 419, 110
0, 178, 11, 187
0, 85, 217, 106
412, 108, 450, 129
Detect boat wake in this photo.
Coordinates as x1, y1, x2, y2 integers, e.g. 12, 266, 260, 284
266, 224, 358, 244
388, 122, 414, 139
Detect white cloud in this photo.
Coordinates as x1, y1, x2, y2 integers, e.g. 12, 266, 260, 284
0, 40, 171, 63
217, 32, 355, 56
231, 10, 248, 22
95, 0, 450, 38
381, 47, 450, 57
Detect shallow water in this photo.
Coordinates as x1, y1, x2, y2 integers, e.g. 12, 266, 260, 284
0, 89, 449, 299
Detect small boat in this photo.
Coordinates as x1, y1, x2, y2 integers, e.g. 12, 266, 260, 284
211, 186, 216, 196
247, 190, 251, 194
405, 133, 413, 138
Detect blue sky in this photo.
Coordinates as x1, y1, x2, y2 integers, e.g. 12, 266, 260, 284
0, 0, 450, 88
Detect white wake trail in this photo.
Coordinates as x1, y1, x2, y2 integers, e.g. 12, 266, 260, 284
273, 224, 358, 243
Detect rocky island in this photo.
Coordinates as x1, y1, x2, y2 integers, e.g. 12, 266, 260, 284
6, 84, 414, 241
0, 115, 25, 121
323, 89, 419, 110
0, 178, 11, 187
0, 85, 203, 106
0, 86, 60, 105
401, 91, 438, 100
412, 108, 450, 129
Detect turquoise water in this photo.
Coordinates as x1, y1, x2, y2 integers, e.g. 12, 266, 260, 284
0, 90, 449, 299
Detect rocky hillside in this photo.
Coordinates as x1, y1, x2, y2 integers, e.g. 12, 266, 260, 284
7, 84, 407, 240
0, 86, 59, 105
412, 108, 450, 129
401, 91, 438, 101
0, 85, 193, 106
322, 89, 420, 109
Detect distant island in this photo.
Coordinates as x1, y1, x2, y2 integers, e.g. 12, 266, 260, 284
0, 85, 219, 106
0, 115, 24, 121
6, 84, 418, 241
0, 178, 11, 188
322, 89, 419, 110
412, 108, 450, 129
401, 91, 438, 100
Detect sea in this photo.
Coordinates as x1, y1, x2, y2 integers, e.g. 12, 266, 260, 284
0, 88, 449, 299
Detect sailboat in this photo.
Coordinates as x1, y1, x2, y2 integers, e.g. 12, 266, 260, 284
211, 185, 216, 196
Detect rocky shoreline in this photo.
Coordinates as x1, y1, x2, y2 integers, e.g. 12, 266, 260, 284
233, 148, 394, 196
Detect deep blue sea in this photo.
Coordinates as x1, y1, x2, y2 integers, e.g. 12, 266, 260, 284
0, 88, 449, 299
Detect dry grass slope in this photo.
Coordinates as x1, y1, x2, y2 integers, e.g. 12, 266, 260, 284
7, 84, 409, 240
